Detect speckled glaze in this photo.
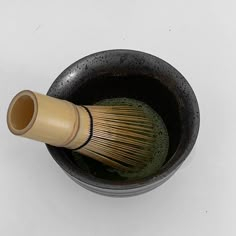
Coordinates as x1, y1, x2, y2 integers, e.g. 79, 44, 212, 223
46, 49, 200, 197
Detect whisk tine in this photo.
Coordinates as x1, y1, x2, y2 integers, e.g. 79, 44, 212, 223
75, 105, 155, 171
93, 120, 153, 131
79, 148, 131, 171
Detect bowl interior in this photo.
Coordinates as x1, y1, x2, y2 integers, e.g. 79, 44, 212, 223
48, 74, 181, 182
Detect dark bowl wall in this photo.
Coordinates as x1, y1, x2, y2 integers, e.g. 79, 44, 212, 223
46, 49, 200, 197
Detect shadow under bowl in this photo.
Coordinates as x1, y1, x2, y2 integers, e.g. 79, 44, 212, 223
46, 49, 200, 197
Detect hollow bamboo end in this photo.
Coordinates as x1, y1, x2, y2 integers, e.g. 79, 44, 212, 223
7, 90, 38, 136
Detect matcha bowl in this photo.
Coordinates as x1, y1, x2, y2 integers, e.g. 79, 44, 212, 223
46, 49, 200, 197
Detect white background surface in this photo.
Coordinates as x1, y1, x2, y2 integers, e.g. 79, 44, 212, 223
0, 0, 235, 235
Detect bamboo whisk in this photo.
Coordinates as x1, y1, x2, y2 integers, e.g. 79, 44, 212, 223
7, 90, 155, 171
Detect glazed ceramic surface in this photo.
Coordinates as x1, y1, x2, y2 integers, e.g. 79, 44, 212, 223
46, 49, 200, 197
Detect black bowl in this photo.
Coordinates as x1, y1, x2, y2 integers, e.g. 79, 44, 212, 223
46, 49, 200, 197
